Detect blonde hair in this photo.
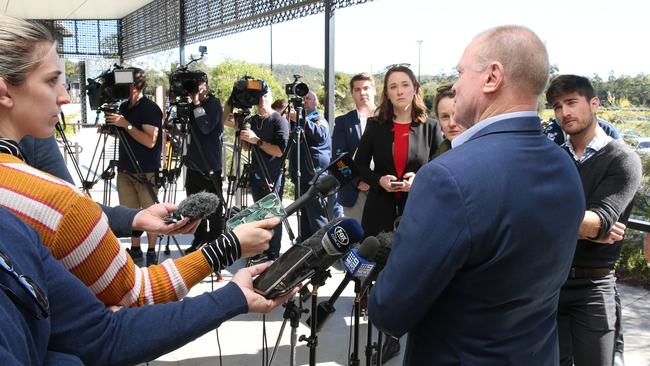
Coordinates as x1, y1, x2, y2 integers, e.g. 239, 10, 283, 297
0, 15, 55, 85
474, 25, 549, 97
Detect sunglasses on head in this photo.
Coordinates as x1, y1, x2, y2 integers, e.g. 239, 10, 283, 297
0, 250, 49, 320
384, 63, 411, 71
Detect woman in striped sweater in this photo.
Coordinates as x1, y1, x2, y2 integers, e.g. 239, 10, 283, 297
0, 16, 278, 307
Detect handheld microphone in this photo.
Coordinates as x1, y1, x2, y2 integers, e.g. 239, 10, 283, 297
325, 152, 360, 188
306, 236, 379, 330
253, 217, 364, 299
344, 236, 379, 282
284, 175, 339, 217
164, 191, 220, 223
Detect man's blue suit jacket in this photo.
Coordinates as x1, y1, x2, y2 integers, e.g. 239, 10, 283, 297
332, 110, 362, 207
369, 116, 586, 365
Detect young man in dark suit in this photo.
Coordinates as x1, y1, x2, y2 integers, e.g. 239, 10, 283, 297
332, 72, 376, 223
369, 26, 586, 365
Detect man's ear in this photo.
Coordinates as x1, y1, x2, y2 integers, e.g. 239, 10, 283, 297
0, 77, 7, 97
0, 77, 13, 108
482, 61, 504, 94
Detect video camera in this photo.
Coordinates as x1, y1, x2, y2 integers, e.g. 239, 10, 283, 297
285, 75, 309, 97
169, 69, 208, 101
86, 65, 134, 111
166, 46, 208, 129
230, 77, 269, 110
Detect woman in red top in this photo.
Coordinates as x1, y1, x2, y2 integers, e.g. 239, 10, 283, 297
354, 65, 440, 237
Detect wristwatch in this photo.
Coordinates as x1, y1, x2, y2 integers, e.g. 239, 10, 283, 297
256, 139, 264, 147
127, 124, 133, 131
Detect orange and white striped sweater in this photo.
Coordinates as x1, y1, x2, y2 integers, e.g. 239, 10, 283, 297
0, 154, 213, 307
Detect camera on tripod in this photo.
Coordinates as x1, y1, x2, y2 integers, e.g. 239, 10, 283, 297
285, 75, 309, 98
169, 69, 208, 102
228, 77, 269, 130
165, 69, 207, 129
230, 77, 269, 111
86, 65, 134, 135
166, 46, 209, 129
87, 65, 134, 111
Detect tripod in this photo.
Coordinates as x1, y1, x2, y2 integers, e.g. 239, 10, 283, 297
155, 121, 187, 254
168, 99, 227, 255
224, 110, 253, 224
85, 105, 184, 258
279, 97, 337, 242
54, 113, 85, 190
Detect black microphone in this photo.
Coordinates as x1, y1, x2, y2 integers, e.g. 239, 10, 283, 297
253, 217, 364, 299
325, 152, 360, 188
367, 231, 393, 283
164, 192, 220, 223
284, 175, 339, 217
343, 237, 379, 280
307, 236, 379, 330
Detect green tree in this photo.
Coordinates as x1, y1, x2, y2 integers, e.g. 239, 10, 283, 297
64, 59, 78, 81
334, 72, 353, 115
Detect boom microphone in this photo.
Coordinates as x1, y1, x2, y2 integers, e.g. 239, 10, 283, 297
253, 217, 364, 299
164, 191, 220, 223
284, 174, 339, 217
306, 236, 379, 330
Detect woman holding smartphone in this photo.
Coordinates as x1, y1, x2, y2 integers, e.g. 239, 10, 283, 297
354, 65, 440, 237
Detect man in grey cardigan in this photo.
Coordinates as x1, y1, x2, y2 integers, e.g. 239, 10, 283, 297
548, 75, 642, 366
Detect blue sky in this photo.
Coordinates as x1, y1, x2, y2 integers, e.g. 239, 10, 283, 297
137, 0, 649, 78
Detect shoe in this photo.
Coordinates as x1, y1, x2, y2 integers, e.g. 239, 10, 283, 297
371, 337, 400, 365
184, 245, 199, 254
126, 248, 143, 261
145, 251, 157, 267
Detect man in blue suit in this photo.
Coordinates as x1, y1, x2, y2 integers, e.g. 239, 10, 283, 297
369, 26, 586, 365
332, 72, 376, 223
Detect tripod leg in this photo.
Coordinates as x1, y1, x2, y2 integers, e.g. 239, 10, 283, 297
290, 325, 297, 366
268, 316, 288, 366
366, 316, 373, 366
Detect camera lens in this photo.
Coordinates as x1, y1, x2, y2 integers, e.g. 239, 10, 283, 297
294, 82, 309, 97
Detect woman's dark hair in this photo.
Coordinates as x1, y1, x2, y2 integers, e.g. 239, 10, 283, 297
375, 65, 428, 124
433, 84, 455, 119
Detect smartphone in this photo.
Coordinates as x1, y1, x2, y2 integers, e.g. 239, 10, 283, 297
390, 180, 405, 188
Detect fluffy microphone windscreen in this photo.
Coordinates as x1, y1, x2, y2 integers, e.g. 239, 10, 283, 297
177, 192, 220, 220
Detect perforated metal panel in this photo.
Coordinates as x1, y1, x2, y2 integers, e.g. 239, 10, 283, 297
34, 0, 371, 59
36, 19, 121, 58
122, 0, 372, 59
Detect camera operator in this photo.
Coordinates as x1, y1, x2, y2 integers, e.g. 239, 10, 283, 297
230, 89, 290, 260
289, 91, 341, 241
105, 67, 163, 266
184, 76, 225, 254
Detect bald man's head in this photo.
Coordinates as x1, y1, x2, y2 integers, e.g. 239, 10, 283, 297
304, 91, 319, 113
473, 25, 549, 98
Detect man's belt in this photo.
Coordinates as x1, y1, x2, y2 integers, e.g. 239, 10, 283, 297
568, 267, 612, 279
